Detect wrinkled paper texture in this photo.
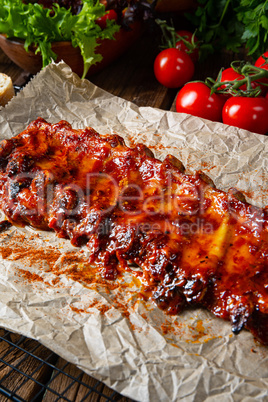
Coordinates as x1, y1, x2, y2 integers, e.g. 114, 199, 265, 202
0, 62, 267, 402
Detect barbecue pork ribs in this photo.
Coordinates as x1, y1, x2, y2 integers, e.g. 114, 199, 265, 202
0, 118, 267, 345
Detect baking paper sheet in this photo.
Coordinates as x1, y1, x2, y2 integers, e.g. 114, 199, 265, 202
0, 62, 267, 402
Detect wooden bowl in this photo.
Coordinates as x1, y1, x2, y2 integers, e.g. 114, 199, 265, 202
0, 22, 142, 77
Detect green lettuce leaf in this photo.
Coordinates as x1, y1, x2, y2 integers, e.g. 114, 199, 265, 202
0, 0, 120, 78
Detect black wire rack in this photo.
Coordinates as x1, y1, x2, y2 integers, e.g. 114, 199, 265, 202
0, 327, 130, 402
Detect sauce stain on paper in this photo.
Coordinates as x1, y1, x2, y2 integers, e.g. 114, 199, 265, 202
0, 229, 225, 345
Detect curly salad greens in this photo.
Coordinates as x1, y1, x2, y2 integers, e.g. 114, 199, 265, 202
0, 0, 120, 78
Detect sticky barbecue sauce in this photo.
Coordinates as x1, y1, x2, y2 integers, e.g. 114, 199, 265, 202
0, 117, 267, 345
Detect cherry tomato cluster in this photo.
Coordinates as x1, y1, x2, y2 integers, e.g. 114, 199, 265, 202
176, 53, 268, 135
153, 21, 199, 89
153, 21, 268, 135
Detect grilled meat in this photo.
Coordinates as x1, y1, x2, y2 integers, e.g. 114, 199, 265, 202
0, 117, 267, 345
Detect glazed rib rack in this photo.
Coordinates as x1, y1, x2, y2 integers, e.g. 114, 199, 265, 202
0, 118, 267, 345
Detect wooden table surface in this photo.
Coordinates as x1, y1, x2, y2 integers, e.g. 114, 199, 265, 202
0, 23, 236, 402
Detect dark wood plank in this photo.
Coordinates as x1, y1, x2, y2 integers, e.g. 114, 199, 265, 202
0, 50, 30, 87
0, 334, 57, 401
42, 357, 131, 402
100, 385, 131, 402
90, 32, 176, 110
0, 34, 174, 110
42, 357, 82, 401
75, 372, 105, 402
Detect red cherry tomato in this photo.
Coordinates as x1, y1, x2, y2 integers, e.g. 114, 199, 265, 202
175, 30, 199, 63
254, 51, 268, 86
219, 67, 262, 93
154, 48, 194, 88
222, 96, 268, 135
175, 82, 226, 122
96, 9, 118, 29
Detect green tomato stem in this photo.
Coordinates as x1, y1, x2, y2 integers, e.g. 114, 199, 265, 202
155, 18, 197, 54
211, 62, 268, 97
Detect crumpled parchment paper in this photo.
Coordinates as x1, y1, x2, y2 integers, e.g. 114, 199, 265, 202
0, 62, 267, 402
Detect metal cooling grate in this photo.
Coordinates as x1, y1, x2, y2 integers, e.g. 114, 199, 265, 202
0, 328, 129, 402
